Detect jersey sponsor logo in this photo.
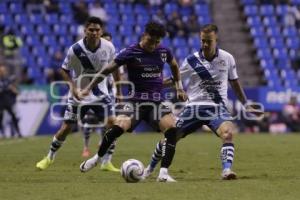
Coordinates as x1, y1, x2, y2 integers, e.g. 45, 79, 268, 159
160, 52, 167, 62
141, 73, 161, 78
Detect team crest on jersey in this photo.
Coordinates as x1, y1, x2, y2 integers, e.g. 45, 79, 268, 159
160, 53, 167, 62
100, 50, 107, 58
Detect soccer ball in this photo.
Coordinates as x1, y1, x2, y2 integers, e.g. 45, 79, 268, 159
121, 159, 144, 183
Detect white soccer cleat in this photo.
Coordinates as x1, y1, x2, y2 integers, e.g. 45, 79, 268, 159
221, 168, 237, 180
157, 174, 177, 182
143, 165, 154, 179
80, 155, 99, 173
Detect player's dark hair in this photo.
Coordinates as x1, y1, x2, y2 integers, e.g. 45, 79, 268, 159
201, 24, 218, 34
85, 16, 103, 27
102, 32, 112, 39
145, 21, 166, 38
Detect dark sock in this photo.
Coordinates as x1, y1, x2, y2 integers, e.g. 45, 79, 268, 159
97, 125, 124, 157
161, 127, 177, 168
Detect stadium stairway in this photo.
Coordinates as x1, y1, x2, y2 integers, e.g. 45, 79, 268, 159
211, 0, 263, 87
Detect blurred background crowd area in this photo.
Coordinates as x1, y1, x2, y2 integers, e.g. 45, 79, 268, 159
0, 0, 300, 137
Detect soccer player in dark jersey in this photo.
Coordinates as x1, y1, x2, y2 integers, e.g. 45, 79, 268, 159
0, 64, 21, 138
78, 21, 188, 182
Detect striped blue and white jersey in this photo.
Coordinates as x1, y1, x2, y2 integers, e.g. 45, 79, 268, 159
180, 48, 238, 106
62, 38, 115, 104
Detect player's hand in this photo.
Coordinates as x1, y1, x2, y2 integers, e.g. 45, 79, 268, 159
71, 87, 81, 100
176, 89, 188, 102
78, 88, 90, 100
245, 104, 264, 117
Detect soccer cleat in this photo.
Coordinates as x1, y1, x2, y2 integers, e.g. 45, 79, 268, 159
36, 157, 54, 170
143, 165, 154, 179
81, 148, 91, 158
157, 174, 177, 182
80, 157, 98, 173
221, 168, 237, 180
100, 161, 120, 172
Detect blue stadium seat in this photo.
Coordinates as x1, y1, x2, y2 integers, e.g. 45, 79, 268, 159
42, 35, 57, 46
134, 4, 147, 14
269, 37, 284, 49
0, 14, 13, 25
260, 5, 274, 16
9, 2, 23, 13
194, 4, 209, 15
45, 14, 58, 25
291, 0, 300, 5
164, 3, 178, 15
276, 58, 291, 69
136, 15, 149, 25
260, 58, 275, 70
273, 48, 288, 59
14, 14, 29, 24
21, 25, 34, 35
175, 47, 189, 59
262, 16, 277, 27
286, 38, 300, 49
59, 2, 72, 14
266, 27, 281, 37
0, 2, 6, 13
172, 37, 186, 48
276, 5, 288, 16
119, 3, 133, 14
247, 16, 262, 27
25, 36, 40, 46
250, 27, 265, 37
244, 5, 258, 16
257, 48, 272, 60
119, 25, 133, 36
254, 37, 269, 49
29, 14, 43, 24
53, 24, 67, 36
59, 14, 73, 24
37, 25, 51, 35
282, 27, 298, 38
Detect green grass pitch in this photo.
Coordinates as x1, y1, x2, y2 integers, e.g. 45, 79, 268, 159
0, 133, 299, 200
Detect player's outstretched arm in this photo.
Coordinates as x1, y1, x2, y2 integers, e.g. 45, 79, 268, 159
168, 58, 188, 101
78, 60, 120, 99
59, 68, 80, 99
229, 79, 263, 116
229, 79, 247, 105
162, 77, 174, 88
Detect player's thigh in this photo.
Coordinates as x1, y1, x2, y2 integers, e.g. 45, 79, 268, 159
114, 114, 132, 131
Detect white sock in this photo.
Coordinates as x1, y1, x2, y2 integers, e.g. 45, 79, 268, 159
47, 136, 64, 160
101, 153, 112, 165
159, 167, 168, 176
91, 154, 101, 163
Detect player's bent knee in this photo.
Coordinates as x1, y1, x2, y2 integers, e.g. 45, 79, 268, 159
159, 114, 176, 131
115, 115, 131, 131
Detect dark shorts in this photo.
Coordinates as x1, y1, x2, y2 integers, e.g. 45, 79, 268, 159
176, 104, 233, 137
116, 100, 172, 132
63, 97, 114, 125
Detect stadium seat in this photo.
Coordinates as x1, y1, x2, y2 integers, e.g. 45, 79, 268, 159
9, 2, 23, 14
0, 2, 7, 13
260, 5, 274, 16
247, 16, 262, 27
172, 37, 187, 48
244, 5, 258, 16
45, 14, 59, 25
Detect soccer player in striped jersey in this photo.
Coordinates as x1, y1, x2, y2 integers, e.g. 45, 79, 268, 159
80, 31, 119, 172
36, 17, 121, 171
78, 21, 188, 182
144, 24, 263, 180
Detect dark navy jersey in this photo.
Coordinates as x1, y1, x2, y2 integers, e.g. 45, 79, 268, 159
114, 43, 173, 102
0, 76, 15, 94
